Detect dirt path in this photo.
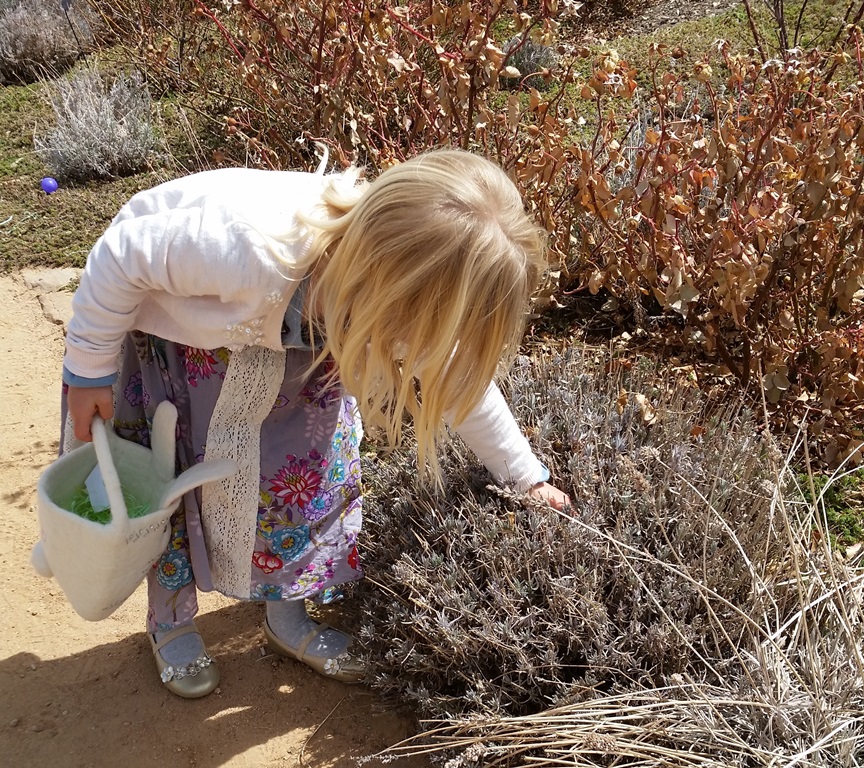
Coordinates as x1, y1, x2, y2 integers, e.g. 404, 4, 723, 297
0, 270, 427, 768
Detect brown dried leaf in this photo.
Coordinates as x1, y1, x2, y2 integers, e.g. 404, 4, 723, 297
507, 93, 520, 130
808, 181, 827, 207
633, 393, 658, 425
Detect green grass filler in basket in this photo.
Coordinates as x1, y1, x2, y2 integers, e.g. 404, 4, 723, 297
69, 465, 151, 524
32, 402, 238, 621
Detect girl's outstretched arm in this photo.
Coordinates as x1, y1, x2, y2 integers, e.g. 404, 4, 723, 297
447, 381, 570, 510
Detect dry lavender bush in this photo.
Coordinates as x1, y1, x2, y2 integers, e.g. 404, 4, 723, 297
34, 68, 158, 181
0, 0, 95, 84
350, 351, 864, 767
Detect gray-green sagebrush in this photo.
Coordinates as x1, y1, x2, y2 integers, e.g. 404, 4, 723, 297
34, 69, 157, 182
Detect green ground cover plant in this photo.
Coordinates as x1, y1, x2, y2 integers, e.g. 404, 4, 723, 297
800, 468, 864, 549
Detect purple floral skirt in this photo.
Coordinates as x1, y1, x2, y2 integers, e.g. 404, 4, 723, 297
64, 332, 364, 632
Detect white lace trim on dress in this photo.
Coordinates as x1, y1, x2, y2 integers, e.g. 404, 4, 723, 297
201, 346, 286, 597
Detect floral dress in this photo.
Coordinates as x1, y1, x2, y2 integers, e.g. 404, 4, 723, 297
63, 323, 365, 633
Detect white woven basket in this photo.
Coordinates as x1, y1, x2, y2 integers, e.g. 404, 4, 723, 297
32, 401, 237, 621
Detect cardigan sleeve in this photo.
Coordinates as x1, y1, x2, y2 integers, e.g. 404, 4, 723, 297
64, 204, 262, 378
66, 207, 201, 377
448, 381, 548, 493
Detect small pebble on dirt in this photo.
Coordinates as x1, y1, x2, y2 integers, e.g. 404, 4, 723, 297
9, 718, 19, 728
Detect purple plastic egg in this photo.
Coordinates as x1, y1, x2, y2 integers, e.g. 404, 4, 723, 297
40, 177, 59, 194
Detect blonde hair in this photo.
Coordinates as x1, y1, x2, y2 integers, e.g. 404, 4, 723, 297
296, 149, 546, 481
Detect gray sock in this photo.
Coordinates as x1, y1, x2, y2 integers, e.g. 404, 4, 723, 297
266, 600, 351, 658
153, 621, 206, 667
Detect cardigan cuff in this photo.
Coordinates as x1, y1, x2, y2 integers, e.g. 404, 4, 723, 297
508, 461, 551, 494
63, 365, 118, 388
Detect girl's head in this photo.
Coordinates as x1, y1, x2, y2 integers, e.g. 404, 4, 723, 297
303, 149, 547, 479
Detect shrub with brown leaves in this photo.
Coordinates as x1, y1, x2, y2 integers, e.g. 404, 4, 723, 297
560, 40, 864, 466
113, 2, 864, 464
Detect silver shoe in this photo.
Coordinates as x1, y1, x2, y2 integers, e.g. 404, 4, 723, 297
149, 623, 220, 699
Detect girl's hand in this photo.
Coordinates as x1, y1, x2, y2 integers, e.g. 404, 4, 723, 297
527, 481, 571, 511
67, 385, 114, 442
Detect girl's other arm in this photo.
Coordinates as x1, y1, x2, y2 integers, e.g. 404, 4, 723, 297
65, 206, 219, 380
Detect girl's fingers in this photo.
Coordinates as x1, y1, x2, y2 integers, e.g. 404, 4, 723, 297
527, 481, 571, 511
67, 385, 114, 442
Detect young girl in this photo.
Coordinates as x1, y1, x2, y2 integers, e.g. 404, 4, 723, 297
61, 148, 570, 699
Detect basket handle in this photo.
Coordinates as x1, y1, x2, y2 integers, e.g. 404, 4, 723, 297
90, 416, 129, 530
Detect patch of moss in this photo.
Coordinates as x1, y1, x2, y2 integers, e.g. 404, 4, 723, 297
0, 81, 52, 179
0, 173, 164, 272
800, 470, 864, 550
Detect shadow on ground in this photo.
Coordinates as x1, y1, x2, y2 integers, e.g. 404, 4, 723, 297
0, 601, 425, 768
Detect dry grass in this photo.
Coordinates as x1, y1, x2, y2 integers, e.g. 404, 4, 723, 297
350, 349, 864, 767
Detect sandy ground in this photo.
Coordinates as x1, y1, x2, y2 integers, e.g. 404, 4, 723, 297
0, 270, 429, 768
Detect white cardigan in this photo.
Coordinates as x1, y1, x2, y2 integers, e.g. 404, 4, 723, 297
65, 168, 547, 493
